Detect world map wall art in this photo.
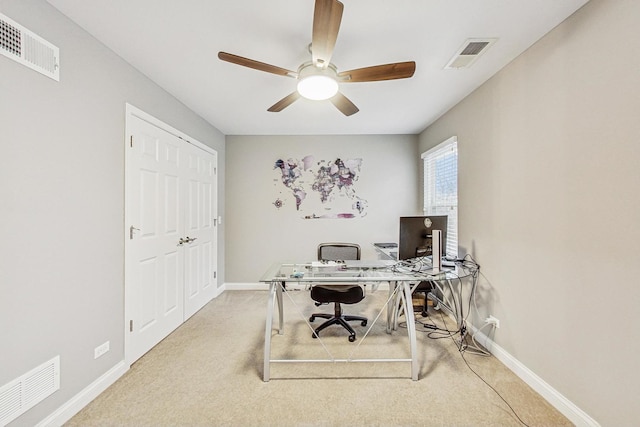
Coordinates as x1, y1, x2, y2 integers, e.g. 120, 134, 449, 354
273, 156, 368, 219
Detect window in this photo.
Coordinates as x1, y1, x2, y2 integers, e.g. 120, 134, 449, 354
422, 136, 458, 257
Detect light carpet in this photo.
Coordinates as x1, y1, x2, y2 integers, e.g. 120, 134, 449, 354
66, 289, 571, 426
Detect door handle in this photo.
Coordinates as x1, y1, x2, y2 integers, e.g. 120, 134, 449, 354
130, 226, 140, 240
178, 237, 198, 246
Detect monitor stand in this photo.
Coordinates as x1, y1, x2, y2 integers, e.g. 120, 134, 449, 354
432, 230, 442, 272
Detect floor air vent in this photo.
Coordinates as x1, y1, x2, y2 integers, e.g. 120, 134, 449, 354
445, 38, 497, 69
0, 356, 60, 426
0, 13, 60, 81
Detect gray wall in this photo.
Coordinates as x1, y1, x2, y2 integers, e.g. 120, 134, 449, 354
225, 135, 420, 282
3, 0, 636, 425
419, 0, 640, 424
0, 1, 225, 425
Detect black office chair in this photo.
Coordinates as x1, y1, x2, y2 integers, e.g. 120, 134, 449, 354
414, 281, 436, 317
309, 243, 368, 342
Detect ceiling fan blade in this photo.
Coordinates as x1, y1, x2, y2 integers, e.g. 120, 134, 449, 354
330, 92, 359, 116
218, 52, 297, 78
267, 92, 301, 112
338, 61, 416, 82
312, 0, 344, 67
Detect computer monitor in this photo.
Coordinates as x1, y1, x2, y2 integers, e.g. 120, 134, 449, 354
398, 216, 448, 260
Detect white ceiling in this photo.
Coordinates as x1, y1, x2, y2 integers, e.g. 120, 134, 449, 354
47, 0, 589, 135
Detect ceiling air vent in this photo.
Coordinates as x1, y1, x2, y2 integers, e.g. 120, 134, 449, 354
445, 38, 497, 69
0, 13, 59, 81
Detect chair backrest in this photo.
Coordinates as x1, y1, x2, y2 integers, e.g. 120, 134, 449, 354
317, 243, 361, 261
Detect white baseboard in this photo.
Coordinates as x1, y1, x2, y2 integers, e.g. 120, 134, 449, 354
212, 283, 226, 297
223, 282, 270, 290
471, 327, 600, 427
37, 361, 128, 427
37, 285, 233, 426
36, 287, 597, 427
227, 283, 600, 425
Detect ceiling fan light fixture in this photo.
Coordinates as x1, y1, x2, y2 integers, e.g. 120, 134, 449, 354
296, 62, 339, 100
297, 75, 338, 100
218, 0, 415, 115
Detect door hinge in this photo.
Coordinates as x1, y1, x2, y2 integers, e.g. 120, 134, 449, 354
130, 135, 133, 148
213, 218, 217, 226
129, 320, 133, 332
214, 271, 217, 279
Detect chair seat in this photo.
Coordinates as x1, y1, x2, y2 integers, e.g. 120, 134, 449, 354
311, 243, 367, 342
311, 285, 364, 305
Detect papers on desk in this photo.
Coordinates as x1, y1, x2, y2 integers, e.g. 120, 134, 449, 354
311, 260, 395, 269
311, 261, 340, 267
344, 260, 395, 269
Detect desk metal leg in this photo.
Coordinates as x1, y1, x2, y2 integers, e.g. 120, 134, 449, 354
386, 281, 395, 334
386, 281, 409, 333
276, 281, 284, 334
265, 278, 420, 382
402, 281, 419, 381
449, 278, 465, 342
263, 281, 276, 382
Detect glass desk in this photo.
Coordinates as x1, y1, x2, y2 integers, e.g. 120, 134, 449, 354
259, 261, 476, 381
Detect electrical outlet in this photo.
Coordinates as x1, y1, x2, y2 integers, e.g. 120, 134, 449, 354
94, 341, 110, 359
485, 315, 500, 328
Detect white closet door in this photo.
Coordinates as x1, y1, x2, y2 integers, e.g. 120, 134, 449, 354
183, 142, 218, 319
126, 116, 185, 363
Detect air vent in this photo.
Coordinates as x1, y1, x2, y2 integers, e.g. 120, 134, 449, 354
0, 13, 60, 81
445, 38, 497, 69
0, 356, 61, 425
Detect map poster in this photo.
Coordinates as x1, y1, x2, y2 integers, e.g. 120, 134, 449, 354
273, 155, 368, 219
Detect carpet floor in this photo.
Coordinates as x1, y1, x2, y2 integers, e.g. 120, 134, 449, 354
66, 289, 572, 426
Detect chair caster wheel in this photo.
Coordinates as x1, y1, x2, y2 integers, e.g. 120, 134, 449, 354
361, 320, 367, 327
309, 316, 315, 322
312, 331, 319, 339
348, 335, 356, 342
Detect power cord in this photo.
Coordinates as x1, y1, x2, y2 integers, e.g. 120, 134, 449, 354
438, 305, 530, 426
397, 254, 529, 425
457, 347, 531, 427
402, 308, 528, 426
397, 315, 459, 340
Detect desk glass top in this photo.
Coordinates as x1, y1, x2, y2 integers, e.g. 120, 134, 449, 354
259, 262, 474, 283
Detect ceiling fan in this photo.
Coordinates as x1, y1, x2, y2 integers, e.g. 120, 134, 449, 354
218, 0, 416, 116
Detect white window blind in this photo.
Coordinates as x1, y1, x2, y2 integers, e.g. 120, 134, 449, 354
422, 136, 458, 257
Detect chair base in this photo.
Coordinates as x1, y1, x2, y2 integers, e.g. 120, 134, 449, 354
310, 312, 368, 342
